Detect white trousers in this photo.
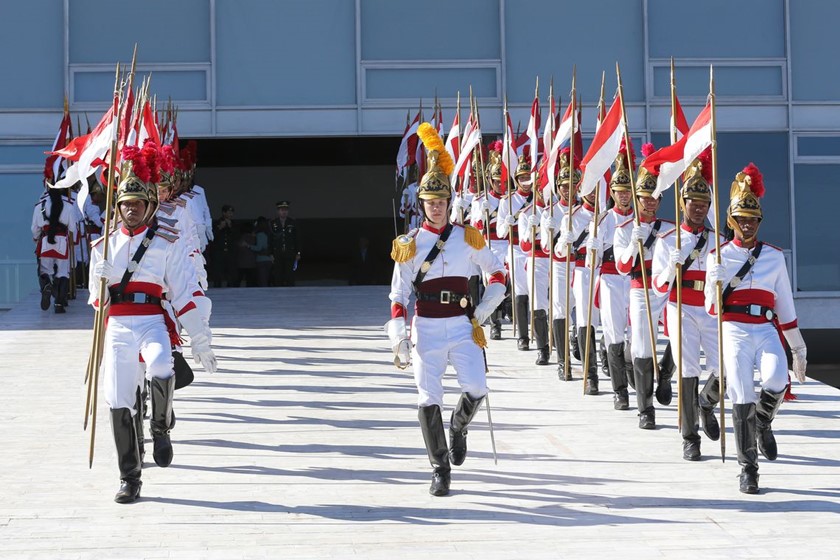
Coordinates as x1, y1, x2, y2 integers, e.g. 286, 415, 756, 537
665, 301, 720, 379
599, 273, 630, 346
102, 314, 174, 412
573, 266, 600, 328
629, 288, 667, 359
526, 256, 550, 311
39, 256, 70, 278
550, 260, 575, 319
506, 246, 527, 298
411, 315, 488, 407
722, 321, 788, 405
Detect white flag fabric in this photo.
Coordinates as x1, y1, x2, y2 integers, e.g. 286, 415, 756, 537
579, 97, 625, 197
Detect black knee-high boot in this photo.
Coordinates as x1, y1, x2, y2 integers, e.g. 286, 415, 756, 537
39, 274, 53, 311
533, 309, 549, 365
756, 388, 785, 461
581, 327, 598, 395
599, 335, 609, 377
150, 376, 175, 468
134, 387, 145, 463
608, 343, 629, 410
111, 408, 142, 503
449, 392, 486, 466
733, 403, 759, 494
655, 342, 675, 405
680, 377, 701, 461
698, 374, 721, 440
554, 318, 570, 380
419, 405, 451, 496
634, 358, 655, 429
515, 295, 529, 350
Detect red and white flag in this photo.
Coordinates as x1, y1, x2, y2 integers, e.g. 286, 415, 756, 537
579, 96, 625, 197
44, 110, 72, 183
594, 99, 612, 210
451, 118, 481, 184
546, 100, 578, 188
502, 112, 518, 184
542, 94, 556, 164
51, 96, 118, 191
445, 109, 460, 164
672, 93, 690, 140
526, 95, 541, 169
649, 102, 712, 198
396, 110, 421, 177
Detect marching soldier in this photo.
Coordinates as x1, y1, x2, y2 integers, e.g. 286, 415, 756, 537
31, 184, 77, 313
270, 200, 300, 286
591, 145, 635, 409
559, 170, 601, 393
387, 123, 506, 497
497, 156, 535, 350
89, 142, 216, 504
614, 144, 673, 429
470, 147, 508, 339
540, 150, 576, 377
518, 171, 551, 365
705, 163, 806, 494
652, 155, 722, 460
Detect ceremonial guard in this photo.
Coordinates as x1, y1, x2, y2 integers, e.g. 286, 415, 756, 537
705, 164, 806, 494
615, 144, 673, 429
270, 200, 300, 286
398, 166, 421, 231
449, 161, 477, 226
470, 146, 508, 339
540, 151, 576, 377
89, 142, 216, 503
558, 164, 601, 393
31, 184, 77, 313
497, 156, 535, 349
652, 155, 722, 460
387, 123, 506, 497
518, 172, 551, 365
592, 145, 635, 408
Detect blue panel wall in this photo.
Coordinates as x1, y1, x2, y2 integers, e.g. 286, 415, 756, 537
75, 70, 207, 103
0, 1, 64, 108
505, 0, 645, 103
794, 164, 840, 290
790, 1, 840, 102
648, 0, 784, 59
69, 0, 210, 63
366, 68, 497, 100
653, 66, 783, 98
361, 0, 500, 61
216, 0, 356, 105
0, 172, 47, 260
798, 136, 840, 157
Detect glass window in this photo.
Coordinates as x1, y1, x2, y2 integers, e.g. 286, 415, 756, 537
794, 164, 840, 291
798, 137, 840, 158
790, 1, 840, 101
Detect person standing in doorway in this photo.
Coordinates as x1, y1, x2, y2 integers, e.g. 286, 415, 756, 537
270, 200, 300, 286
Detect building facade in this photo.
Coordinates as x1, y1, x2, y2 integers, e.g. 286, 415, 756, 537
1, 0, 838, 337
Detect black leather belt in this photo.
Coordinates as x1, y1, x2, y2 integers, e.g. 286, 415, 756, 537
630, 268, 653, 280
417, 291, 471, 308
109, 289, 163, 305
681, 279, 705, 291
602, 247, 615, 263
723, 304, 775, 321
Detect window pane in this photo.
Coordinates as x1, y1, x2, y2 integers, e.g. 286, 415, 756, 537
798, 137, 840, 158
794, 164, 840, 291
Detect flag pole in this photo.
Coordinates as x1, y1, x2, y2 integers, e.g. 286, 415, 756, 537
563, 69, 577, 383
709, 65, 726, 462
505, 90, 519, 338
616, 62, 661, 384
582, 71, 606, 387
520, 76, 545, 340
474, 94, 490, 249
671, 57, 685, 432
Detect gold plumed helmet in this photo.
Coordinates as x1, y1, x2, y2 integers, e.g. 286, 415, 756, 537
610, 138, 634, 192
514, 155, 531, 179
417, 123, 454, 201
728, 163, 764, 224
681, 149, 712, 204
485, 150, 502, 183
556, 148, 581, 188
116, 142, 160, 224
635, 142, 659, 198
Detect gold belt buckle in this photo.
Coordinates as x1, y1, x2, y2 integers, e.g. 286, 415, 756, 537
440, 290, 452, 304
692, 280, 705, 291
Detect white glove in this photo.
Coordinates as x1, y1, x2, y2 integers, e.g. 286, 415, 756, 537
707, 262, 728, 286
179, 308, 217, 373
557, 230, 574, 247
479, 199, 491, 213
459, 197, 471, 211
504, 214, 516, 226
385, 318, 411, 368
586, 234, 603, 253
92, 260, 113, 283
630, 225, 646, 244
669, 248, 683, 268
473, 282, 506, 325
205, 223, 214, 242
527, 214, 540, 229
540, 212, 561, 231
784, 327, 808, 383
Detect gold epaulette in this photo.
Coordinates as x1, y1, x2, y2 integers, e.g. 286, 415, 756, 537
154, 229, 179, 243
157, 223, 180, 236
463, 225, 486, 250
391, 232, 416, 263
158, 202, 176, 216
173, 198, 187, 208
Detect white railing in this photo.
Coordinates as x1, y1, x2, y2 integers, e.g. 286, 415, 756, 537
0, 259, 36, 308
